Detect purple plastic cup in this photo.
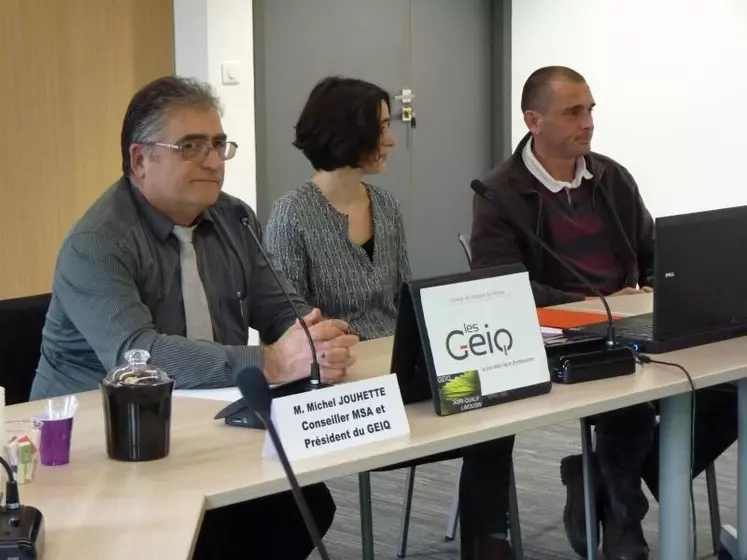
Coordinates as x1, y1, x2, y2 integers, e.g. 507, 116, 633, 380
32, 395, 78, 466
33, 416, 74, 466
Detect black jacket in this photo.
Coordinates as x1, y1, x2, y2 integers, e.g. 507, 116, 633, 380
470, 133, 655, 307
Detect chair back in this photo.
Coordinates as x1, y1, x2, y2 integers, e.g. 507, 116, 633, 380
0, 293, 51, 404
457, 232, 472, 264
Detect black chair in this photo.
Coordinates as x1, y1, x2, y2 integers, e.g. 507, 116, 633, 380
457, 232, 472, 263
0, 293, 51, 404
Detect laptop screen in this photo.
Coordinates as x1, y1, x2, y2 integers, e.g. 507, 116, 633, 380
653, 204, 747, 339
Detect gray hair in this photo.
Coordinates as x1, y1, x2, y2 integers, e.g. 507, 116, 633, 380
121, 76, 223, 176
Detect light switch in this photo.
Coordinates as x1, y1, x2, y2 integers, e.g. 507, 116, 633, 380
221, 61, 241, 85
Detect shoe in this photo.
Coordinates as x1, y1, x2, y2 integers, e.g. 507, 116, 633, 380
560, 453, 601, 558
474, 536, 515, 560
596, 431, 651, 560
601, 500, 649, 560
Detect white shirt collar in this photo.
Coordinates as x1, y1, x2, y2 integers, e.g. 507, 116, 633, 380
522, 138, 593, 194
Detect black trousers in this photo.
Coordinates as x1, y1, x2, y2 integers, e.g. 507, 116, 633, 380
591, 402, 657, 436
192, 483, 336, 560
641, 383, 739, 499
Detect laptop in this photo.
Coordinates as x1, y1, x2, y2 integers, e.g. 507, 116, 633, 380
567, 205, 747, 353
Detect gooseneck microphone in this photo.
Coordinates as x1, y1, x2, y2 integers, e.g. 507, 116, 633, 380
470, 179, 617, 347
236, 367, 331, 560
235, 207, 322, 387
0, 457, 20, 511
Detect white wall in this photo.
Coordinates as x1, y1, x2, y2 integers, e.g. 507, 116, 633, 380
173, 0, 256, 209
512, 0, 747, 218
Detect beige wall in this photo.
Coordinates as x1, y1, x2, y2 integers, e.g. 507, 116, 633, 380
0, 0, 175, 300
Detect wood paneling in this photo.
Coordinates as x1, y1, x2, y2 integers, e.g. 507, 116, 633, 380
0, 0, 174, 299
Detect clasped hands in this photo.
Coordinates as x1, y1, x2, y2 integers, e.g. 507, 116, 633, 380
263, 308, 359, 385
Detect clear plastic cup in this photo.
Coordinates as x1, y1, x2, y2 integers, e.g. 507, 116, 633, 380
32, 395, 79, 466
4, 420, 41, 483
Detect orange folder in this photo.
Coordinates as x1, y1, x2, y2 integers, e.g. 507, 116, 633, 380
536, 307, 622, 329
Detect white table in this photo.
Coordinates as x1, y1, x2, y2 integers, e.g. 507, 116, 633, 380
9, 293, 747, 559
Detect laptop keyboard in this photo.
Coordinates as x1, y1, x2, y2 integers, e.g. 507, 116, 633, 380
571, 313, 655, 341
614, 321, 654, 340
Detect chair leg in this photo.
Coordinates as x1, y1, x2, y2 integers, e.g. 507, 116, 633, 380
508, 461, 524, 559
445, 462, 462, 541
397, 467, 417, 558
580, 418, 598, 560
359, 471, 374, 560
706, 462, 721, 556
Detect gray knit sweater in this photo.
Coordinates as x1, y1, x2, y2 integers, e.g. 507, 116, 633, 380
265, 182, 411, 340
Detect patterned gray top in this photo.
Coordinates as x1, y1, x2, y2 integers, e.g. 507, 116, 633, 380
266, 182, 411, 341
31, 177, 309, 400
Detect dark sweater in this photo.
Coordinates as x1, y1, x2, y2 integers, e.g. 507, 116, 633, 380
539, 183, 626, 297
470, 132, 655, 307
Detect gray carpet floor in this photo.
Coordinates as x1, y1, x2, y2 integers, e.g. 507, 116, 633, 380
310, 420, 737, 559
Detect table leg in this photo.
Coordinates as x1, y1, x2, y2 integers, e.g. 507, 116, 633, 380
716, 379, 747, 560
359, 471, 374, 560
659, 392, 692, 559
739, 378, 747, 559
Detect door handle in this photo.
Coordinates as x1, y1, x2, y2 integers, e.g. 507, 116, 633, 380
401, 107, 416, 128
394, 89, 416, 129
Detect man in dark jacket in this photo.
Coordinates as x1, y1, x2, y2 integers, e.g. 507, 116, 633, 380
471, 66, 655, 560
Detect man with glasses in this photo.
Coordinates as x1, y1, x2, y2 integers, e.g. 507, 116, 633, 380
31, 76, 357, 559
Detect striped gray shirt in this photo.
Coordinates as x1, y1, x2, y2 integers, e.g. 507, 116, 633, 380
31, 178, 309, 399
265, 182, 411, 341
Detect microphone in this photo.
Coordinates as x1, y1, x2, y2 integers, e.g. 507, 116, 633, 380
0, 455, 45, 555
470, 179, 616, 347
236, 367, 331, 560
235, 207, 322, 386
214, 207, 328, 429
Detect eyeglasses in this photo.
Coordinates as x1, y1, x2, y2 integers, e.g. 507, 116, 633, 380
141, 140, 238, 162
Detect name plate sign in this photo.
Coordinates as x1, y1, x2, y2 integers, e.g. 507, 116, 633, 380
262, 374, 410, 461
396, 265, 552, 416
